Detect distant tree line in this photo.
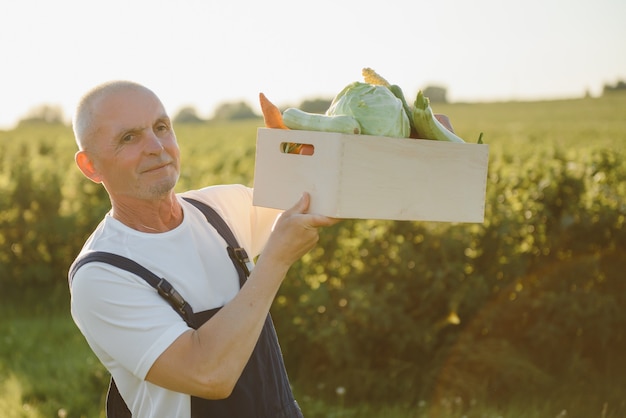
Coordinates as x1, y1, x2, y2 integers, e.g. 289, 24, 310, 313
17, 104, 66, 127
16, 80, 625, 127
11, 84, 451, 128
603, 79, 626, 95
173, 101, 258, 124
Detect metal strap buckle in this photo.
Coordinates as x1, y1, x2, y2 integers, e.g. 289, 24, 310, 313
157, 278, 186, 312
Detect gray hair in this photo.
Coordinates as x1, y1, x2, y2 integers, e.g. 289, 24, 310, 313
72, 80, 154, 151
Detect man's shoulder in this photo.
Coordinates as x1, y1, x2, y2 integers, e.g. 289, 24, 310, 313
179, 184, 253, 214
179, 184, 252, 201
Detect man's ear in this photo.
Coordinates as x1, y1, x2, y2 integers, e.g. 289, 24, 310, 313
75, 150, 102, 183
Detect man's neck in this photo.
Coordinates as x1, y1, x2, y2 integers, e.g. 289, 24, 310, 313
110, 193, 183, 233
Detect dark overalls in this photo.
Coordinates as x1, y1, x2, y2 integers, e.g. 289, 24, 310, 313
69, 198, 304, 418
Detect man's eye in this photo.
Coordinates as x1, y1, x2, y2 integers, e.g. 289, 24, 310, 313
156, 124, 169, 132
121, 134, 134, 143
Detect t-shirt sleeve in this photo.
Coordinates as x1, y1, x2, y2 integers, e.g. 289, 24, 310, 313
70, 263, 191, 379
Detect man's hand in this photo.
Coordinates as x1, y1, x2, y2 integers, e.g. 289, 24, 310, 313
262, 192, 339, 270
434, 114, 455, 133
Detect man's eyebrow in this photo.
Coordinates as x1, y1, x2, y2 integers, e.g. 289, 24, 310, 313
113, 126, 143, 139
111, 114, 171, 139
156, 114, 171, 124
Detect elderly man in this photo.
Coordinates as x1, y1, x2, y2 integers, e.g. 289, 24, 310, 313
69, 80, 337, 417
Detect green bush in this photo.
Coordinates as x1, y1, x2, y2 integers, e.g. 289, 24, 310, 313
0, 125, 109, 309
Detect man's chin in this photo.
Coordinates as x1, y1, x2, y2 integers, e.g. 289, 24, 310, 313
141, 177, 178, 199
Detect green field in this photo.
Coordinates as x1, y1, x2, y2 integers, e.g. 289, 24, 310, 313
1, 94, 625, 417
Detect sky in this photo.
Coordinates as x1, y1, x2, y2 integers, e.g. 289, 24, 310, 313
1, 0, 624, 129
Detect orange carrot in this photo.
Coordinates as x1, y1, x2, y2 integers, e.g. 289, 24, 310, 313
298, 144, 314, 155
259, 92, 288, 129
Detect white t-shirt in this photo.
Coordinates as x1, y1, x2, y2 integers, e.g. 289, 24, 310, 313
70, 184, 282, 417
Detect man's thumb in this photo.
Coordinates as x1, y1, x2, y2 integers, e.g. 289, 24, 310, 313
289, 192, 310, 214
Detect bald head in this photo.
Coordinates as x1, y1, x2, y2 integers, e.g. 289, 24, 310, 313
73, 80, 158, 151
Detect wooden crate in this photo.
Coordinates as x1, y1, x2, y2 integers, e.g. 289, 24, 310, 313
252, 128, 489, 222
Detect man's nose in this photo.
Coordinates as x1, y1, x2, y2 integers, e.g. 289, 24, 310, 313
145, 131, 164, 153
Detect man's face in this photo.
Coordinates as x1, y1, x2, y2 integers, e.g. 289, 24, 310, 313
86, 87, 180, 201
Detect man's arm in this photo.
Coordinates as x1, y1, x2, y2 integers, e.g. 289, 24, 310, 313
145, 192, 338, 399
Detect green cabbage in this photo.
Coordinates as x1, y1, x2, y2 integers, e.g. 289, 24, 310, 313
326, 82, 411, 138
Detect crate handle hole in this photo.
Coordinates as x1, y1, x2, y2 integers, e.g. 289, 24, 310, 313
280, 142, 315, 156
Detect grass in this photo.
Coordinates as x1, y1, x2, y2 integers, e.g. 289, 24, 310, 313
3, 313, 624, 417
0, 310, 108, 418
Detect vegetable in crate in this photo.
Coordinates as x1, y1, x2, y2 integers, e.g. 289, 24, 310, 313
259, 92, 288, 130
282, 108, 361, 134
261, 68, 475, 147
326, 82, 411, 138
412, 90, 465, 143
362, 67, 418, 138
259, 92, 304, 154
362, 67, 462, 142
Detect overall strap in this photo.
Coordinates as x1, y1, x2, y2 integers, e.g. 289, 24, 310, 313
69, 251, 197, 328
68, 197, 251, 325
182, 197, 252, 286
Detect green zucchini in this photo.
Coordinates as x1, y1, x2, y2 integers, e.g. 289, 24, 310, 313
282, 108, 361, 135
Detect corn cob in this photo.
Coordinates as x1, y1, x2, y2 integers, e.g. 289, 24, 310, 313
362, 68, 416, 137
